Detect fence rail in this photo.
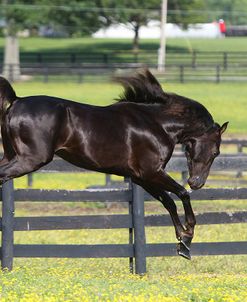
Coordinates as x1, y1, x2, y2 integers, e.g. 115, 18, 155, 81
1, 50, 247, 68
4, 63, 247, 83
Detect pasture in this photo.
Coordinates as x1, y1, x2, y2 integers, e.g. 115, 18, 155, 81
1, 36, 247, 53
1, 171, 247, 302
1, 79, 247, 301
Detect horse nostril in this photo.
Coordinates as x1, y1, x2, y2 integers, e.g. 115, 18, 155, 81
188, 176, 201, 187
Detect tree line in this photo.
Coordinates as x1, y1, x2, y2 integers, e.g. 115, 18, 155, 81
2, 0, 247, 48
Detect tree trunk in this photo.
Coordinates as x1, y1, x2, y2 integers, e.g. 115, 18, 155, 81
133, 24, 140, 52
3, 35, 21, 82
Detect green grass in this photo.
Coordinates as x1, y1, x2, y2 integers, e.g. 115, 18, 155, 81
11, 81, 247, 134
0, 171, 246, 301
1, 207, 247, 302
1, 257, 246, 302
1, 37, 247, 302
1, 36, 247, 53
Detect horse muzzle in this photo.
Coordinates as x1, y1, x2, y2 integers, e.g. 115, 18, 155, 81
188, 176, 205, 190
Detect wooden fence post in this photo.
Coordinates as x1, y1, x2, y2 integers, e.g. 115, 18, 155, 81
132, 183, 146, 275
216, 65, 220, 83
179, 65, 184, 83
27, 173, 33, 187
1, 180, 15, 271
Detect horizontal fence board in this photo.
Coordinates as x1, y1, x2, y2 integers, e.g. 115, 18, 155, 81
145, 188, 247, 201
145, 211, 247, 227
5, 211, 246, 232
12, 215, 132, 231
1, 242, 244, 258
146, 242, 247, 257
12, 188, 131, 202
0, 188, 246, 203
12, 244, 134, 258
166, 155, 247, 172
187, 188, 247, 200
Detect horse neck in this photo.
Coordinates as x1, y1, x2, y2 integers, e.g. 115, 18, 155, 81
160, 111, 212, 144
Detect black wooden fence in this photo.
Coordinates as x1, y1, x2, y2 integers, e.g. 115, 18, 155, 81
1, 50, 247, 68
1, 155, 247, 275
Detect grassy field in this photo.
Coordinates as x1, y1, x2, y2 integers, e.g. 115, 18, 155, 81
1, 36, 247, 53
1, 51, 247, 300
1, 168, 247, 302
1, 175, 247, 302
12, 80, 247, 134
1, 165, 247, 302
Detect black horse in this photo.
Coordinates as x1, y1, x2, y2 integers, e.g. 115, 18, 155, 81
0, 70, 227, 259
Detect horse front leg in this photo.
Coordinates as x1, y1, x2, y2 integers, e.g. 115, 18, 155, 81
133, 179, 186, 242
134, 170, 196, 259
153, 171, 196, 259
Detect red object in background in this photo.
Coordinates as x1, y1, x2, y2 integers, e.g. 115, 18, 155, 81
219, 19, 226, 33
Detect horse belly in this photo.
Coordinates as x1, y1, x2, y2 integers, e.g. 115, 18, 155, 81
55, 142, 129, 175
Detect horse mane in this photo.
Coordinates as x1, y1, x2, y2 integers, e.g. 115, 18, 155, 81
115, 69, 171, 105
115, 69, 215, 133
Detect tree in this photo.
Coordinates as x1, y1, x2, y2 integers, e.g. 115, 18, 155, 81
205, 0, 247, 25
2, 1, 26, 80
38, 0, 102, 37
97, 0, 206, 51
0, 1, 102, 81
168, 0, 207, 28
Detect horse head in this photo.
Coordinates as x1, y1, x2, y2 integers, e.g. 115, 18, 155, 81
184, 122, 228, 190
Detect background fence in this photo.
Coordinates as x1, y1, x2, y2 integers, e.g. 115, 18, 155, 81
1, 50, 247, 67
1, 153, 247, 274
2, 50, 247, 83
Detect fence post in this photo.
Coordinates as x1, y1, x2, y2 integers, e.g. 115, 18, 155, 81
132, 183, 146, 275
192, 51, 197, 68
128, 200, 134, 273
216, 65, 220, 83
179, 65, 184, 83
27, 173, 33, 188
223, 52, 228, 70
1, 180, 15, 271
43, 67, 48, 83
236, 144, 243, 178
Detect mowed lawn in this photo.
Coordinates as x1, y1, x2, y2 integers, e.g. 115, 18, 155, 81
0, 79, 247, 301
1, 36, 247, 52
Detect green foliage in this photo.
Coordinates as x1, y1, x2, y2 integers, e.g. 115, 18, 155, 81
168, 0, 207, 27
38, 0, 102, 37
205, 0, 247, 24
1, 1, 102, 37
1, 257, 246, 301
97, 0, 206, 49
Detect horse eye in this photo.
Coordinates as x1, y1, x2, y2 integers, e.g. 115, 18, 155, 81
213, 151, 219, 157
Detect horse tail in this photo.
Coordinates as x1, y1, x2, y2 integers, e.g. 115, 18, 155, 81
0, 76, 17, 120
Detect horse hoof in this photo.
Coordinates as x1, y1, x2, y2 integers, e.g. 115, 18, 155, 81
181, 235, 192, 250
177, 242, 191, 260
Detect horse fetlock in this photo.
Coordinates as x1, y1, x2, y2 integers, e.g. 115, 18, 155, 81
186, 219, 196, 231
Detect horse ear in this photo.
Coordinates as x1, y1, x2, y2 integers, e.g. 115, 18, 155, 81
220, 121, 229, 135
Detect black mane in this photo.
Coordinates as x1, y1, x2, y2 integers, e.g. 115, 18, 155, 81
115, 69, 215, 131
116, 69, 170, 105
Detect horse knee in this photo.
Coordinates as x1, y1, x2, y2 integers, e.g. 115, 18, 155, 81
178, 188, 190, 203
